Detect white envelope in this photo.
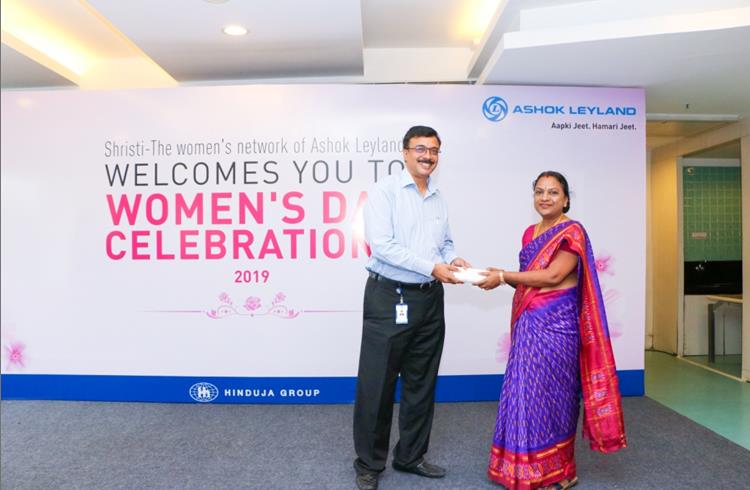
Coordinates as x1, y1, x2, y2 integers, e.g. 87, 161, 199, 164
452, 267, 489, 284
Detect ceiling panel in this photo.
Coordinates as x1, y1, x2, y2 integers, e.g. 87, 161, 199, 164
646, 120, 731, 138
685, 139, 742, 159
363, 0, 495, 48
480, 25, 750, 117
0, 43, 75, 89
87, 0, 364, 81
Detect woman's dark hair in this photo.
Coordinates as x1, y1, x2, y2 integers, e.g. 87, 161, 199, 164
533, 171, 571, 213
402, 125, 441, 149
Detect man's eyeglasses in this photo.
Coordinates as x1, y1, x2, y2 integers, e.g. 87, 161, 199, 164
407, 145, 441, 156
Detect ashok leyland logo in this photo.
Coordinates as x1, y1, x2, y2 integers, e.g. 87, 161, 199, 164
483, 96, 509, 122
189, 382, 219, 402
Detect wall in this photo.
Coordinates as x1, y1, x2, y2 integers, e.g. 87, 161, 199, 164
649, 149, 680, 352
645, 149, 654, 349
682, 164, 742, 261
648, 119, 749, 358
743, 134, 750, 381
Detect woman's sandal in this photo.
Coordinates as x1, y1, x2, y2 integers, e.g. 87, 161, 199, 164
547, 476, 579, 490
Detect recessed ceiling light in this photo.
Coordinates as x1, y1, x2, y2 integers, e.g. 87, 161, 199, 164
222, 24, 248, 36
204, 0, 229, 4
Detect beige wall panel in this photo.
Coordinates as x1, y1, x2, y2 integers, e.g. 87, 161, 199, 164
649, 152, 679, 352
742, 134, 749, 381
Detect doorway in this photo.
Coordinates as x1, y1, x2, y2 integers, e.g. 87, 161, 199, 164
677, 141, 743, 379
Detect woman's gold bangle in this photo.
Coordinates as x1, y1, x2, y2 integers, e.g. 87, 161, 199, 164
498, 270, 505, 285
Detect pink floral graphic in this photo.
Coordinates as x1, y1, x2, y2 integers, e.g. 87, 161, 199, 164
595, 254, 614, 276
4, 342, 26, 370
608, 322, 623, 339
207, 305, 239, 318
495, 333, 511, 363
590, 252, 622, 341
244, 296, 262, 311
208, 292, 300, 320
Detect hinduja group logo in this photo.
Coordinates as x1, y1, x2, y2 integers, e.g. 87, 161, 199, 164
189, 382, 219, 402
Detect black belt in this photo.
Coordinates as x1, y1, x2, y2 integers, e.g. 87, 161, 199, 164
368, 271, 439, 290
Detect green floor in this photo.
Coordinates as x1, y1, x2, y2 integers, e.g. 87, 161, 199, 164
645, 350, 750, 450
682, 354, 742, 378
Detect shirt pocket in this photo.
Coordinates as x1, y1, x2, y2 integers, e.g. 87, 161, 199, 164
426, 214, 446, 245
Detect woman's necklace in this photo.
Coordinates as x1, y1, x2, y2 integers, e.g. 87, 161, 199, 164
534, 214, 566, 239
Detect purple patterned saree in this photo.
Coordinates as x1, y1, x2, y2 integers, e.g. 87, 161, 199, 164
488, 221, 626, 489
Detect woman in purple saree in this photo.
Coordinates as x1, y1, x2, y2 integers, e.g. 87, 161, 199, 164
477, 171, 626, 490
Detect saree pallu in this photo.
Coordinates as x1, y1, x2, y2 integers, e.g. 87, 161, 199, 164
488, 221, 626, 489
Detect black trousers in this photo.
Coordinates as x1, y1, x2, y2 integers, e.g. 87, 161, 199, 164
353, 276, 445, 474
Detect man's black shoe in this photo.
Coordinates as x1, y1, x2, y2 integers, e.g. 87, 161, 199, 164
353, 461, 379, 490
392, 459, 446, 478
355, 472, 378, 490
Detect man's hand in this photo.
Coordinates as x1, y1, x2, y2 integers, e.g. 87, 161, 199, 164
451, 257, 472, 268
432, 263, 462, 284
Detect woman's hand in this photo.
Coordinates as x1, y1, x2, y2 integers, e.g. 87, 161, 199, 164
476, 267, 504, 290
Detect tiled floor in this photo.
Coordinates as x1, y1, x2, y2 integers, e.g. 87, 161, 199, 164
645, 350, 750, 450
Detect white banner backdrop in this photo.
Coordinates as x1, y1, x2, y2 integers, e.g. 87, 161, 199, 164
1, 84, 645, 403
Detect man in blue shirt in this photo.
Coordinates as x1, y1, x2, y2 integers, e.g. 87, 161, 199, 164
353, 125, 470, 490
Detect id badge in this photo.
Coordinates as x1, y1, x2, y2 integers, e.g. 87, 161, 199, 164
395, 303, 409, 325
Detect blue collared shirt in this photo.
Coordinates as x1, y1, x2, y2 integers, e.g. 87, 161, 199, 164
364, 169, 457, 283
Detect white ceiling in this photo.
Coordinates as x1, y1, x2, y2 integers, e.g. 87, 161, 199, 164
2, 0, 749, 137
1, 42, 74, 88
476, 1, 750, 117
362, 0, 491, 48
88, 0, 365, 81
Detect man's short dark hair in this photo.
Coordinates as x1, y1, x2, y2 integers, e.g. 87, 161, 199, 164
402, 126, 441, 149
